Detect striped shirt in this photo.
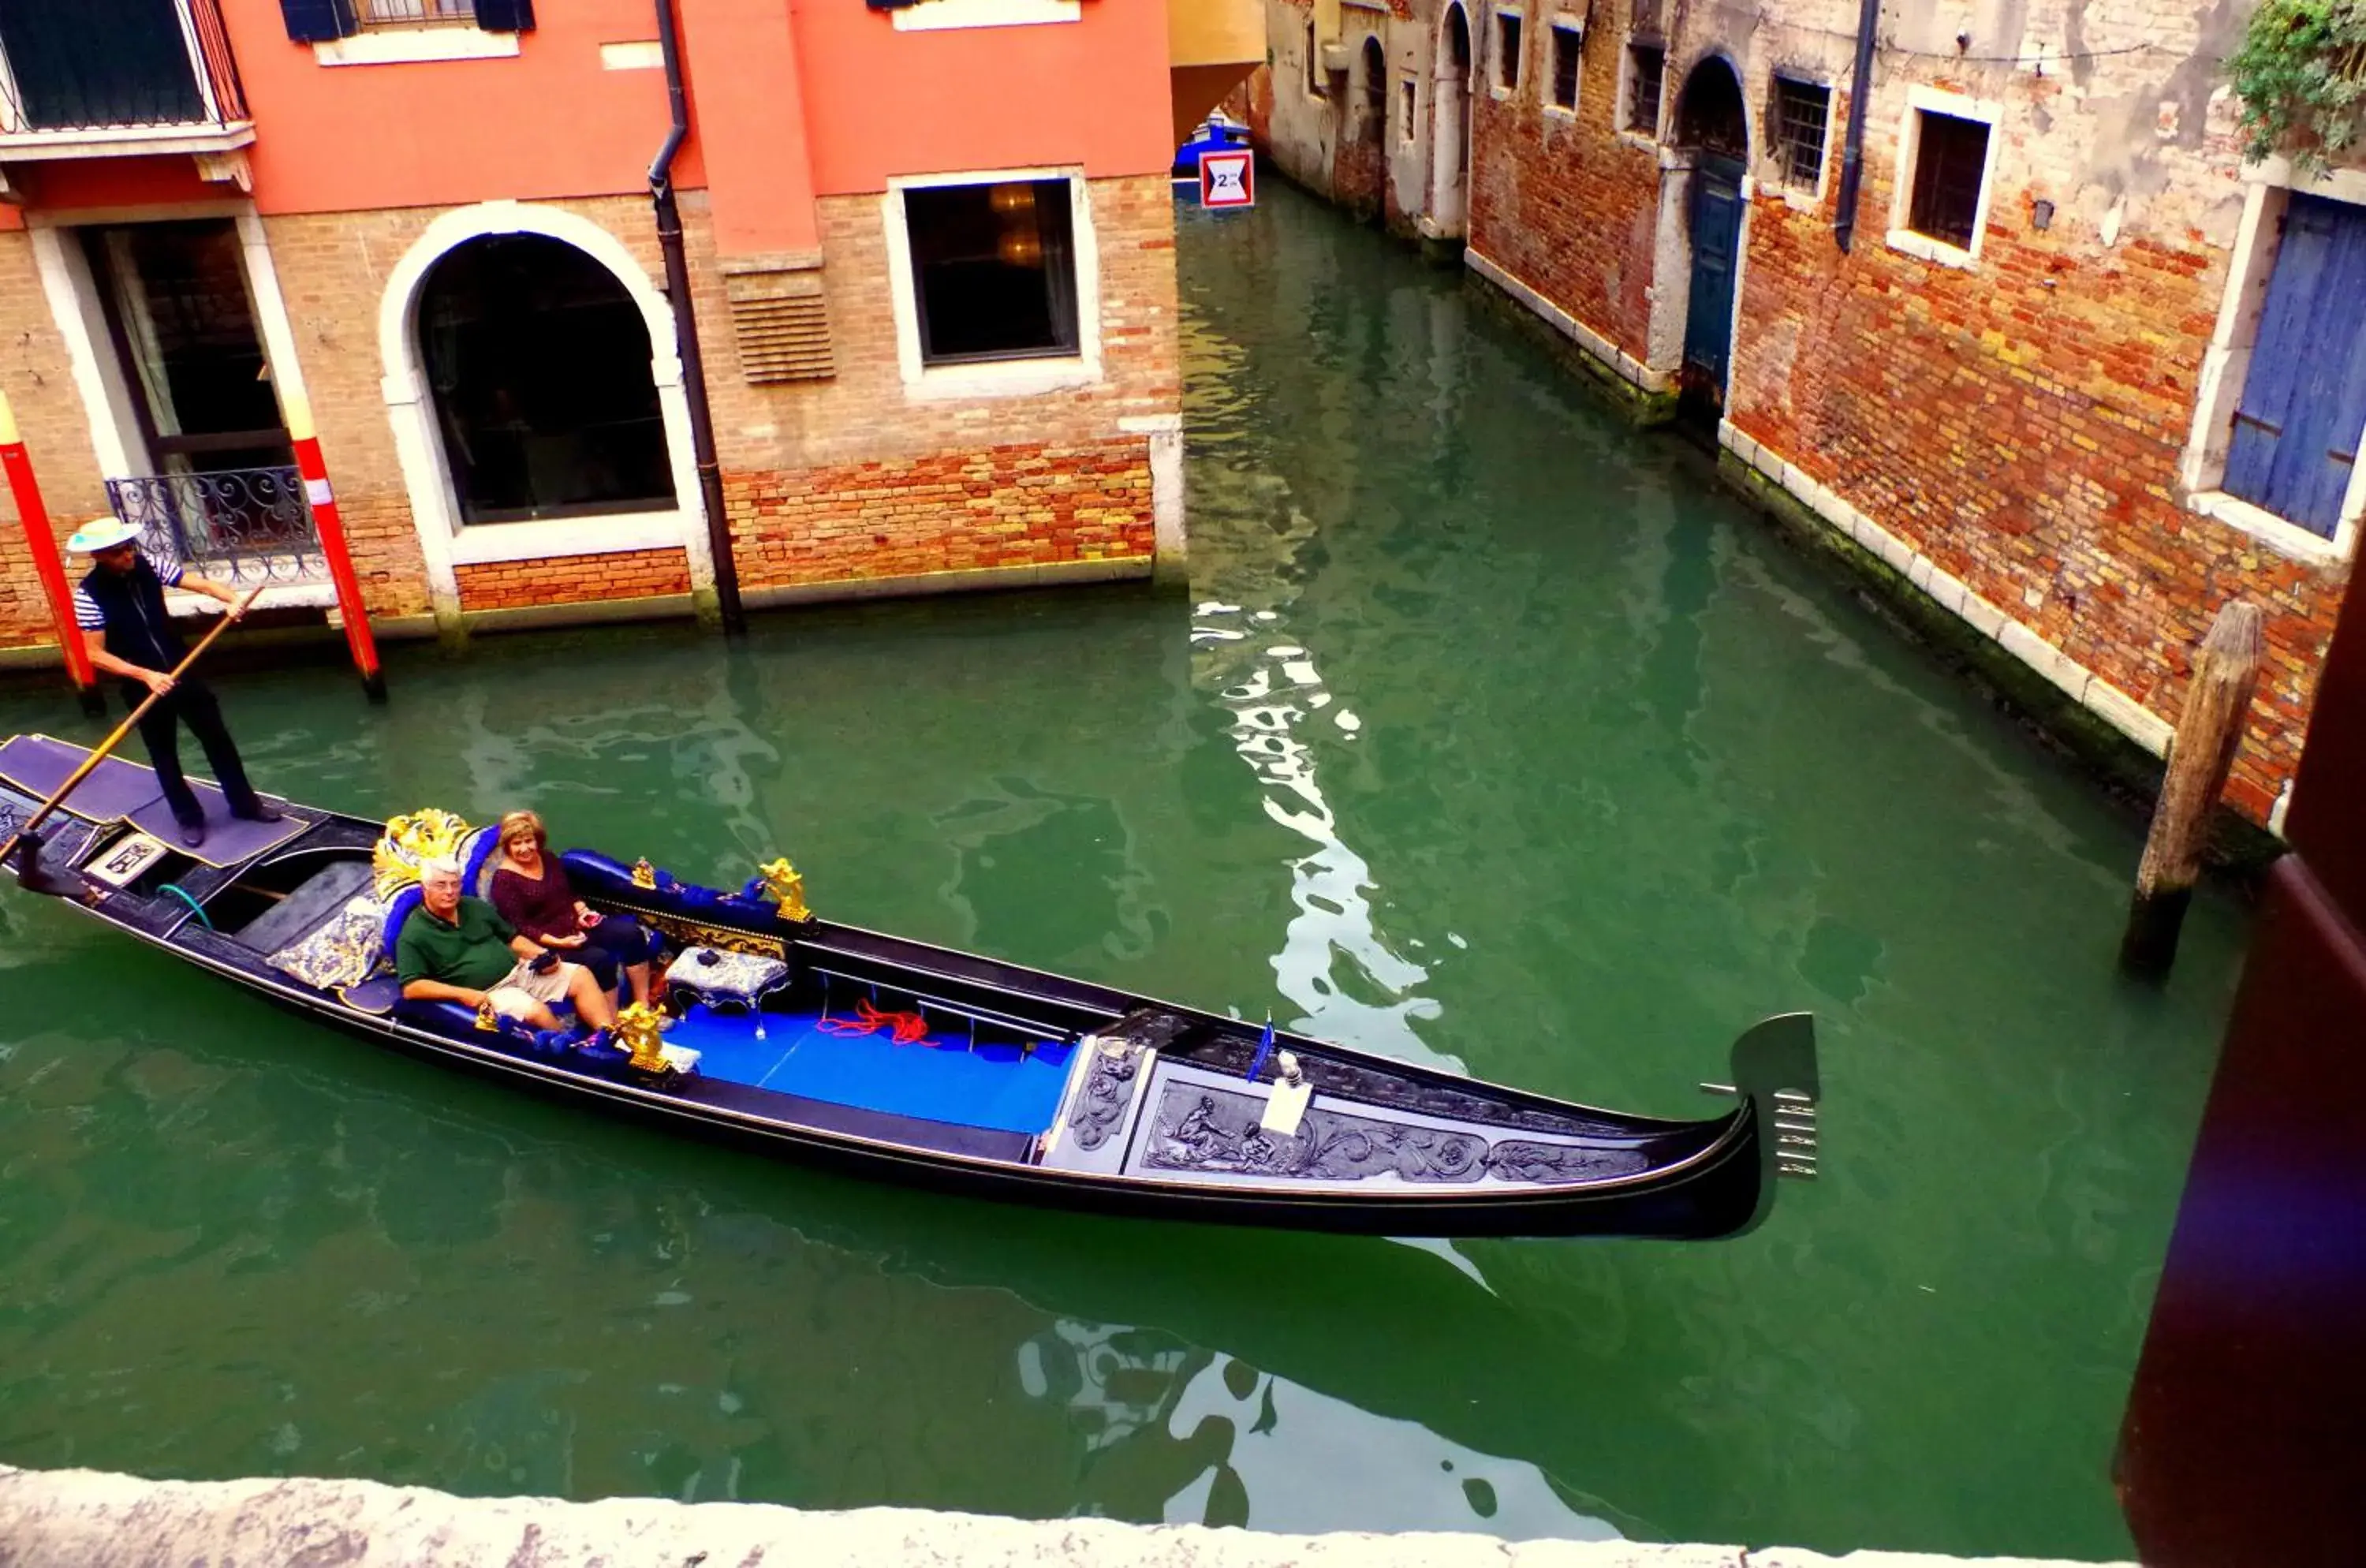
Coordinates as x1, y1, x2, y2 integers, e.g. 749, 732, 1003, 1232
73, 552, 183, 631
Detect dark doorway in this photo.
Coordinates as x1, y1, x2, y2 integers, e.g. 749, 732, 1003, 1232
417, 234, 675, 525
83, 220, 289, 476
1674, 58, 1748, 420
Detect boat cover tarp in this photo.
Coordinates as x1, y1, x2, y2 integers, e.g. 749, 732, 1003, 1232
667, 1006, 1074, 1137
0, 734, 300, 867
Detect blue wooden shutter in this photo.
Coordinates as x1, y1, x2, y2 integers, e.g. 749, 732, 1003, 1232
278, 0, 356, 42
2224, 194, 2366, 538
475, 0, 536, 32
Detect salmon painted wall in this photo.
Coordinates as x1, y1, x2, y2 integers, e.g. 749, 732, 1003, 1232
793, 0, 1174, 192
0, 1, 1175, 243
218, 0, 701, 213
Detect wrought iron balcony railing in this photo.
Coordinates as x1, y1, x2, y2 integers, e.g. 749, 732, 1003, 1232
107, 467, 327, 592
0, 0, 248, 140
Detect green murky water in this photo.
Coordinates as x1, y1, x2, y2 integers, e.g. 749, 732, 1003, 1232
0, 184, 2241, 1557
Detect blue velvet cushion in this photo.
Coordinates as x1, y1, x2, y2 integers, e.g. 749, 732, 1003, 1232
461, 826, 502, 900
381, 885, 424, 960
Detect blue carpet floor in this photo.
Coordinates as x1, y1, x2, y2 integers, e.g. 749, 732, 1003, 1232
666, 1007, 1075, 1136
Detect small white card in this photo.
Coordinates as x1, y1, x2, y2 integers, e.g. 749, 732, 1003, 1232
1260, 1079, 1313, 1138
85, 831, 168, 889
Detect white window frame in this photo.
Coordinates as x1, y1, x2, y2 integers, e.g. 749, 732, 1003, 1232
890, 0, 1080, 30
1886, 84, 2002, 270
1543, 18, 1583, 119
883, 167, 1103, 403
1491, 8, 1524, 98
1618, 36, 1665, 146
315, 5, 519, 66
2178, 157, 2366, 564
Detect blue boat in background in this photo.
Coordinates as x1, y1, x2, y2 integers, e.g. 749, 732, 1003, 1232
1174, 111, 1252, 192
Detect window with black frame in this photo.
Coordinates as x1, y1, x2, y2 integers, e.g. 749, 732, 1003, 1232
1906, 110, 1991, 250
904, 179, 1080, 366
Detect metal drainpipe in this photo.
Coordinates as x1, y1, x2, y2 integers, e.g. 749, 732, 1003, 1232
1831, 0, 1881, 252
649, 0, 746, 636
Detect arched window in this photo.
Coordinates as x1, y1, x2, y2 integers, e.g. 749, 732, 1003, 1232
416, 234, 676, 525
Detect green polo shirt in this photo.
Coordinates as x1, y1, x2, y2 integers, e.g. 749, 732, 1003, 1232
396, 896, 519, 991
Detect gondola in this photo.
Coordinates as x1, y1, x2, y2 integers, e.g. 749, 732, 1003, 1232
0, 732, 1819, 1239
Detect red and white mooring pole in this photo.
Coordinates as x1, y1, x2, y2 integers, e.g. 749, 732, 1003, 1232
284, 394, 386, 704
0, 387, 105, 715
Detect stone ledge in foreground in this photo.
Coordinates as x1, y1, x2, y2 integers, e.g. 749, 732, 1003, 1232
0, 1465, 2135, 1568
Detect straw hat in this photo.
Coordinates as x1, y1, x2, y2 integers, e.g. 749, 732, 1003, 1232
65, 517, 142, 554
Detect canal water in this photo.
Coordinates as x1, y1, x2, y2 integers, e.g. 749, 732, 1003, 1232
0, 183, 2245, 1559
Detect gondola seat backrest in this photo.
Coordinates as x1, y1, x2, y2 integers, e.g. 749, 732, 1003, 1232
382, 885, 425, 963
461, 826, 502, 900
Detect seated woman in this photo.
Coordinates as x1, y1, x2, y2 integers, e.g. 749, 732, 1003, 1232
487, 809, 659, 1005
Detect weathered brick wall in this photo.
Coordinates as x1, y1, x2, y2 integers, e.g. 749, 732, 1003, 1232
1467, 21, 1659, 358
453, 547, 693, 612
727, 439, 1154, 588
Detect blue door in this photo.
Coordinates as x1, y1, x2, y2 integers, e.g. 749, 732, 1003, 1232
1683, 154, 1745, 398
2224, 194, 2366, 539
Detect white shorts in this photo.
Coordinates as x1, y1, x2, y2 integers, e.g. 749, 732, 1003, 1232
487, 958, 583, 1021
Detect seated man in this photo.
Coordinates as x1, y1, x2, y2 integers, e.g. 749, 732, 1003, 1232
397, 857, 617, 1039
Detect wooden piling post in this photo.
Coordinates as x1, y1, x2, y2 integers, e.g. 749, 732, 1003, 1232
2120, 601, 2265, 976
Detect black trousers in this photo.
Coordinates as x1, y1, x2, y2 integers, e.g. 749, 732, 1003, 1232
125, 678, 263, 827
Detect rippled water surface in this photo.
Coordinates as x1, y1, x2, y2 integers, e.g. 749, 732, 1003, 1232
0, 185, 2244, 1557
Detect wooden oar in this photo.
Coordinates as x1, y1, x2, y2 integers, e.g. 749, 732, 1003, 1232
0, 584, 266, 871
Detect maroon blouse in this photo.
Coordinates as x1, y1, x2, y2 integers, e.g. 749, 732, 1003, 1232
489, 861, 582, 943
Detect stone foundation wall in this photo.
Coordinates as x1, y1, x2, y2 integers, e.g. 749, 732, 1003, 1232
0, 1464, 2133, 1568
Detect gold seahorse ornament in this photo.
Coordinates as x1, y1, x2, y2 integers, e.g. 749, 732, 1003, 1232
756, 858, 811, 922
614, 1002, 674, 1075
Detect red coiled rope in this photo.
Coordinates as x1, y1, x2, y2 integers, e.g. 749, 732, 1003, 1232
817, 999, 936, 1047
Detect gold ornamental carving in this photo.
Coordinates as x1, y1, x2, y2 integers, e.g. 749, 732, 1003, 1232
756, 857, 811, 921
374, 808, 474, 901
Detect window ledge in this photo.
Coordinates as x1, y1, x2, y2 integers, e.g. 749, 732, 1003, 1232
891, 0, 1080, 31
315, 28, 521, 67
906, 357, 1101, 402
2186, 490, 2355, 566
0, 122, 253, 160
446, 513, 687, 566
1542, 103, 1579, 121
1614, 129, 1658, 154
1886, 227, 1980, 270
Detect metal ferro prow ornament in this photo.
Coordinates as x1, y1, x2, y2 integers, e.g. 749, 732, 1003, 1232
614, 1001, 674, 1074
756, 857, 811, 921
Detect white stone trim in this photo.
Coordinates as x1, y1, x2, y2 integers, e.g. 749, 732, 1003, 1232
1542, 17, 1583, 118
890, 0, 1079, 31
373, 200, 710, 622
2177, 169, 2366, 564
312, 28, 521, 66
1489, 8, 1524, 98
233, 211, 315, 438
599, 41, 664, 71
881, 167, 1103, 401
443, 513, 689, 566
1719, 419, 2177, 758
1466, 246, 1672, 393
1429, 2, 1472, 234
27, 226, 142, 480
1886, 84, 2002, 268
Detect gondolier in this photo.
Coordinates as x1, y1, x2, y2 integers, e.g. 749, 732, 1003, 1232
69, 517, 278, 849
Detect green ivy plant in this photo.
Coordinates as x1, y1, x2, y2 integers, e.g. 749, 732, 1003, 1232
2229, 0, 2366, 170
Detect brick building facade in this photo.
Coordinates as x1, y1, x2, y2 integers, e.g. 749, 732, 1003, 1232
1, 0, 1253, 665
1257, 0, 2361, 827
